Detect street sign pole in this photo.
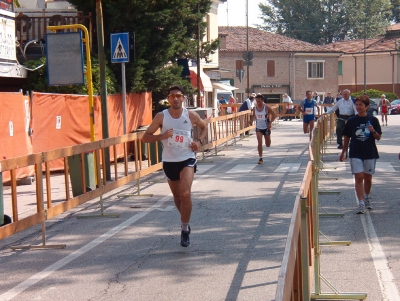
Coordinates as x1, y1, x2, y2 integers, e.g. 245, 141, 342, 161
121, 62, 127, 134
111, 33, 130, 135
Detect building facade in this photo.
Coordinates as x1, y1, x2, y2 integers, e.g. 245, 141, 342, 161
217, 26, 341, 103
325, 24, 400, 97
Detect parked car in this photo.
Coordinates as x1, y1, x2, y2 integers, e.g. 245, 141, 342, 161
368, 98, 379, 116
389, 99, 400, 115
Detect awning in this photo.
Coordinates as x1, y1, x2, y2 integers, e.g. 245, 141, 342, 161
212, 82, 239, 91
189, 67, 213, 92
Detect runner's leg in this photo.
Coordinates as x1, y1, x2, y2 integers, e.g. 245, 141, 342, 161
256, 131, 263, 157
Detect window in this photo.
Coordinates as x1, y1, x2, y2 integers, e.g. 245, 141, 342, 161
338, 61, 342, 75
236, 60, 244, 78
267, 60, 275, 77
307, 61, 324, 78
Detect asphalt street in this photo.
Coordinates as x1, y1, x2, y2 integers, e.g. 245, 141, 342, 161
0, 115, 399, 301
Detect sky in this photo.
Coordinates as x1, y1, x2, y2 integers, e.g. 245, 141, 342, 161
217, 0, 266, 27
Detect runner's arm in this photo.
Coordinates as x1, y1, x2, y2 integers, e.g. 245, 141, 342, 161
267, 105, 277, 123
142, 113, 172, 143
189, 111, 207, 142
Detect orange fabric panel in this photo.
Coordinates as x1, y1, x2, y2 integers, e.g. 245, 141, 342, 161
32, 92, 94, 171
126, 92, 152, 131
0, 93, 34, 182
31, 92, 152, 171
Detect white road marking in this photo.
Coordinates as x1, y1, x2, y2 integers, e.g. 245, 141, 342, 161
195, 164, 215, 174
353, 185, 400, 300
375, 162, 395, 172
361, 214, 400, 301
0, 150, 253, 301
274, 163, 301, 173
226, 164, 257, 173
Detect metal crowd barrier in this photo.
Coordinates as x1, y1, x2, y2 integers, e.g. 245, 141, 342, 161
275, 113, 367, 300
0, 111, 253, 246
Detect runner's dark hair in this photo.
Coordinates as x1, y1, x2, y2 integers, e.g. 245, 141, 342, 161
168, 85, 184, 94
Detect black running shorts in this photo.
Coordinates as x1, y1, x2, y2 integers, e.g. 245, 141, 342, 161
162, 158, 197, 181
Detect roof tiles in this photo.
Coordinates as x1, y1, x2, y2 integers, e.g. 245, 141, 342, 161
218, 26, 335, 53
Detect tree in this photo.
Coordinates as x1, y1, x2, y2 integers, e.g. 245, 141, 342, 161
258, 0, 392, 44
67, 0, 218, 100
391, 0, 400, 23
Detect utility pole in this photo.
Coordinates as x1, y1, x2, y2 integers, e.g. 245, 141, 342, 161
197, 1, 201, 107
96, 0, 111, 180
246, 0, 250, 96
364, 14, 367, 93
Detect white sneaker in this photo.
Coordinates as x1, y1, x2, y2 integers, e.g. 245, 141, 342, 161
356, 202, 365, 214
365, 197, 372, 210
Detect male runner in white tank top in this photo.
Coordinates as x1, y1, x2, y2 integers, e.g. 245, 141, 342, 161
142, 85, 207, 247
254, 94, 276, 164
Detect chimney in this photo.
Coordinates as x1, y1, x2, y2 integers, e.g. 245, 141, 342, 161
219, 33, 228, 50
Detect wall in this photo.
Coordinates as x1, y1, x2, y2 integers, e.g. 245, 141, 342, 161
339, 52, 400, 96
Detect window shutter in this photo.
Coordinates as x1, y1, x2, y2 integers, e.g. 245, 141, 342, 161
267, 60, 275, 77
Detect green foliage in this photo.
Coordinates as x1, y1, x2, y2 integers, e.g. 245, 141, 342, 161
258, 0, 392, 44
23, 56, 119, 95
351, 89, 398, 101
67, 0, 217, 93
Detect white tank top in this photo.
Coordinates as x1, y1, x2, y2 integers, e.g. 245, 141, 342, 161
255, 105, 268, 129
161, 108, 195, 162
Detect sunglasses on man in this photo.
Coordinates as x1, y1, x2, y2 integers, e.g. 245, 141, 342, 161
168, 93, 184, 99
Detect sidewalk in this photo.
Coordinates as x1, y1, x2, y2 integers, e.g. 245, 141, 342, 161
0, 115, 399, 301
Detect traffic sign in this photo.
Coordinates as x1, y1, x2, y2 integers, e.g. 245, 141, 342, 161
111, 33, 129, 63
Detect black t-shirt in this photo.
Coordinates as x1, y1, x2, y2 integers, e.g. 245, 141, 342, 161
342, 115, 381, 159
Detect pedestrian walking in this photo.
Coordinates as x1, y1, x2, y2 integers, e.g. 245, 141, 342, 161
339, 95, 382, 214
325, 89, 356, 149
142, 85, 207, 247
378, 94, 391, 126
254, 94, 276, 164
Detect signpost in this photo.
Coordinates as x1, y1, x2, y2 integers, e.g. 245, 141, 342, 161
111, 33, 130, 134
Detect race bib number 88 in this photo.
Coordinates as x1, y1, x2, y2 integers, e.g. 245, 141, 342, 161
168, 130, 191, 149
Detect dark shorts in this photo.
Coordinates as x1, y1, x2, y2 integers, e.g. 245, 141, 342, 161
256, 128, 271, 136
303, 115, 315, 124
162, 158, 197, 181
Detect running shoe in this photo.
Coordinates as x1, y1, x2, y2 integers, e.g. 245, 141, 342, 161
180, 230, 190, 247
356, 202, 365, 214
365, 198, 372, 210
258, 158, 263, 164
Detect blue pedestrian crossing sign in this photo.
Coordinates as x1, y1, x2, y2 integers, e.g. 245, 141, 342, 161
111, 33, 129, 63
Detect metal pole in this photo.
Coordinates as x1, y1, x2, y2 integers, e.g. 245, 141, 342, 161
364, 15, 367, 93
122, 62, 127, 134
246, 0, 250, 96
197, 1, 201, 107
96, 0, 111, 180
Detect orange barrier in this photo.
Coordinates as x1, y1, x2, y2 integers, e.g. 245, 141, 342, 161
0, 110, 254, 242
30, 92, 152, 171
0, 92, 34, 182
